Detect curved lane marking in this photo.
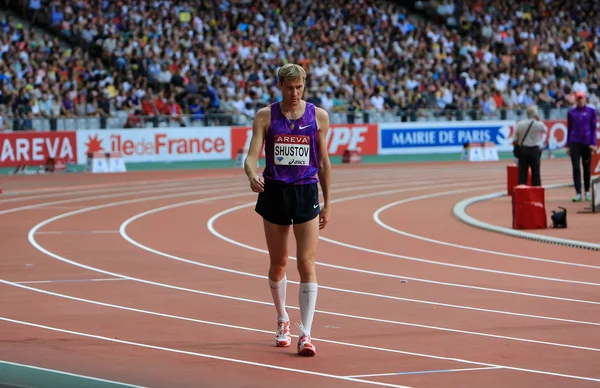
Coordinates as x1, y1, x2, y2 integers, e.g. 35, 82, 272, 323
452, 188, 600, 251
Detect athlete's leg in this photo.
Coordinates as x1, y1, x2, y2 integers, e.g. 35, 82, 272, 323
570, 143, 583, 199
264, 219, 291, 284
263, 219, 292, 346
292, 215, 320, 356
581, 145, 592, 196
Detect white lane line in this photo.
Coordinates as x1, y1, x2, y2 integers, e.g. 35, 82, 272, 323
36, 230, 120, 235
19, 176, 600, 381
0, 181, 245, 216
206, 188, 600, 305
0, 178, 229, 204
116, 185, 600, 325
29, 206, 93, 210
0, 360, 146, 387
20, 184, 600, 368
14, 278, 127, 285
345, 366, 504, 378
0, 173, 454, 216
318, 187, 600, 287
453, 189, 600, 251
0, 163, 567, 200
372, 185, 600, 269
331, 163, 571, 176
116, 189, 600, 350
2, 280, 599, 383
113, 216, 600, 353
0, 316, 412, 388
23, 182, 600, 347
0, 163, 558, 207
116, 199, 600, 328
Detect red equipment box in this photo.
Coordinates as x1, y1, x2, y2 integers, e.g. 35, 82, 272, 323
506, 164, 531, 196
512, 185, 547, 230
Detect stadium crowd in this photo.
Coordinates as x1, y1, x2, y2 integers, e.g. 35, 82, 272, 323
1, 0, 600, 130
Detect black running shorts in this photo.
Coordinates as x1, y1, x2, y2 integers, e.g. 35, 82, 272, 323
255, 182, 320, 225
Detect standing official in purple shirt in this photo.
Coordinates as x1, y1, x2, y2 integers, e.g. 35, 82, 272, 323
566, 91, 598, 202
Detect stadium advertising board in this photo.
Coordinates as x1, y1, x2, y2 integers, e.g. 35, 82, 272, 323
75, 127, 231, 164
230, 123, 378, 159
593, 152, 600, 177
0, 131, 77, 167
506, 120, 599, 149
378, 121, 514, 155
535, 120, 569, 149
378, 120, 599, 155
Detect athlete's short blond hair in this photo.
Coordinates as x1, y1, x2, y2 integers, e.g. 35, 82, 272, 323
277, 63, 306, 84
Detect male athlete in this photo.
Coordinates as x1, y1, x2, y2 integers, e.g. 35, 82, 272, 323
244, 63, 331, 357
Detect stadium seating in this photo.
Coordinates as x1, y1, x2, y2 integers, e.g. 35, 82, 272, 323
1, 0, 599, 130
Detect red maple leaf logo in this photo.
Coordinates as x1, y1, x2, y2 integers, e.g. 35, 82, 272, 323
85, 134, 104, 154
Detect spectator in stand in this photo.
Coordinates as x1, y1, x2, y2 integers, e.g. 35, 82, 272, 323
162, 95, 185, 127
188, 96, 204, 124
1, 0, 598, 129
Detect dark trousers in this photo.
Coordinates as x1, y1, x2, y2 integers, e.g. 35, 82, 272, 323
569, 143, 592, 194
518, 146, 542, 186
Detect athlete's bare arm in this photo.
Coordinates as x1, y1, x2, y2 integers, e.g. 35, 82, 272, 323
245, 106, 270, 192
316, 106, 331, 229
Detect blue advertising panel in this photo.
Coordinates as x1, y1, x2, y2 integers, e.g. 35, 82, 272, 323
378, 121, 514, 154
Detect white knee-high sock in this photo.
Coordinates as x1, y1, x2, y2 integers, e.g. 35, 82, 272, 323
299, 282, 318, 336
269, 275, 289, 322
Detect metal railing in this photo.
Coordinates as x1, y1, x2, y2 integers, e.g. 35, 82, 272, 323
0, 107, 577, 132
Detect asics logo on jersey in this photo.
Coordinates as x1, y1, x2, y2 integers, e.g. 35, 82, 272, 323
288, 159, 307, 165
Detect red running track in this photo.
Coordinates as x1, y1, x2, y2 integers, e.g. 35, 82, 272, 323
0, 159, 599, 388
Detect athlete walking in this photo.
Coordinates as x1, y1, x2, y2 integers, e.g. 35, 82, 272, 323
244, 63, 331, 357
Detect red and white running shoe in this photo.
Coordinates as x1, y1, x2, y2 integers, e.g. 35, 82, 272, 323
295, 323, 316, 357
275, 319, 291, 347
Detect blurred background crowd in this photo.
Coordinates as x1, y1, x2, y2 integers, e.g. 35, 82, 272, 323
0, 0, 599, 131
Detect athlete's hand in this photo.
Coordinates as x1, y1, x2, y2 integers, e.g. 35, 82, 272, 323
319, 205, 330, 230
590, 145, 598, 153
249, 175, 264, 192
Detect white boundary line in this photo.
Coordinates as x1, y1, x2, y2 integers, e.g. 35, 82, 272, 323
0, 360, 146, 387
119, 206, 600, 329
453, 187, 600, 251
36, 230, 120, 235
0, 181, 244, 216
316, 186, 600, 286
113, 225, 600, 352
0, 164, 480, 203
2, 280, 600, 383
0, 173, 395, 216
214, 172, 599, 272
345, 366, 503, 378
14, 278, 126, 285
205, 190, 600, 305
24, 179, 600, 313
0, 316, 412, 388
371, 191, 600, 269
15, 176, 600, 383
0, 174, 247, 198
0, 177, 234, 204
116, 187, 600, 348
